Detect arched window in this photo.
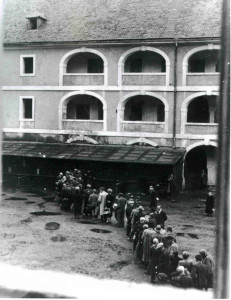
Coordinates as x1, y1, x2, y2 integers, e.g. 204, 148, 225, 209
124, 51, 166, 73
66, 53, 104, 74
188, 50, 220, 73
187, 96, 217, 123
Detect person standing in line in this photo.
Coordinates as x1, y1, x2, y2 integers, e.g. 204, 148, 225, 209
82, 184, 92, 216
154, 205, 168, 229
191, 254, 210, 290
205, 191, 215, 216
73, 187, 82, 219
125, 195, 136, 237
178, 251, 194, 273
199, 249, 214, 288
98, 187, 108, 223
167, 174, 177, 202
142, 220, 156, 271
88, 189, 98, 218
149, 238, 159, 283
105, 188, 115, 224
115, 193, 127, 227
149, 185, 159, 211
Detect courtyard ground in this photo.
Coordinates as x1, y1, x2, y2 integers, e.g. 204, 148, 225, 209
0, 186, 215, 297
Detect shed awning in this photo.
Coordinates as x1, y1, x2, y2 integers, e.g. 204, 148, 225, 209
2, 142, 185, 165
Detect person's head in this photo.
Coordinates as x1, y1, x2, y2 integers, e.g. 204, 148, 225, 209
87, 184, 91, 188
59, 172, 63, 176
155, 224, 162, 232
100, 187, 105, 192
74, 169, 77, 172
199, 249, 207, 259
130, 195, 134, 199
176, 266, 185, 275
157, 205, 161, 212
208, 191, 214, 197
167, 226, 173, 232
195, 254, 203, 262
182, 251, 190, 259
118, 192, 124, 198
92, 189, 97, 194
65, 171, 70, 176
153, 238, 159, 246
138, 206, 144, 213
140, 217, 145, 223
107, 188, 112, 193
149, 185, 154, 192
143, 224, 148, 230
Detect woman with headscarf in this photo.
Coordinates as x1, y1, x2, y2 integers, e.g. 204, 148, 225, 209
149, 238, 159, 283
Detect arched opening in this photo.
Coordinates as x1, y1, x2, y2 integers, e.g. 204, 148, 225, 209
124, 51, 166, 73
188, 50, 220, 73
187, 95, 218, 123
65, 95, 103, 120
184, 145, 217, 190
124, 95, 165, 122
66, 53, 104, 73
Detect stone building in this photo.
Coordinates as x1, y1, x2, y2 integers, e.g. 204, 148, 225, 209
1, 0, 222, 191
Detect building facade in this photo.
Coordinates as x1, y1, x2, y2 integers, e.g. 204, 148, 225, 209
1, 0, 222, 190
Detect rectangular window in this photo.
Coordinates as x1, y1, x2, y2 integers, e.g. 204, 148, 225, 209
20, 55, 35, 76
189, 59, 206, 72
29, 18, 37, 30
20, 96, 34, 120
87, 59, 103, 73
130, 58, 142, 72
76, 104, 90, 119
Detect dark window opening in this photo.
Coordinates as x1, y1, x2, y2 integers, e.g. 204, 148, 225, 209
129, 58, 142, 73
216, 59, 221, 72
98, 103, 103, 120
188, 59, 206, 72
157, 104, 165, 121
29, 18, 37, 30
23, 57, 34, 74
76, 104, 90, 119
87, 58, 103, 73
187, 97, 210, 123
22, 98, 33, 119
129, 102, 143, 121
161, 58, 166, 72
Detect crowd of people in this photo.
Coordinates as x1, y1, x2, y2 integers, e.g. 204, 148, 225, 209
55, 169, 215, 290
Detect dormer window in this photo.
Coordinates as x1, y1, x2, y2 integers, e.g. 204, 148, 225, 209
26, 14, 47, 30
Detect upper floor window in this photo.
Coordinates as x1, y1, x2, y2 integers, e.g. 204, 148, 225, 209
66, 53, 104, 74
20, 55, 35, 76
19, 96, 34, 121
26, 14, 47, 30
87, 58, 103, 73
188, 50, 220, 73
124, 51, 166, 73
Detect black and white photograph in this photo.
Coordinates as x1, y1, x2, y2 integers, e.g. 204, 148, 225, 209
0, 0, 229, 298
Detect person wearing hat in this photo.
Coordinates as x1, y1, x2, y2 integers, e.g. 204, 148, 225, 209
142, 220, 157, 271
115, 193, 127, 227
135, 224, 148, 261
156, 243, 170, 280
149, 185, 159, 211
88, 189, 98, 218
132, 217, 145, 253
191, 254, 210, 290
199, 249, 214, 288
154, 205, 168, 229
152, 225, 164, 242
205, 191, 215, 217
162, 226, 177, 249
82, 184, 93, 216
73, 186, 82, 219
125, 195, 137, 237
170, 266, 194, 288
150, 238, 159, 283
98, 187, 108, 223
105, 188, 115, 224
178, 251, 193, 273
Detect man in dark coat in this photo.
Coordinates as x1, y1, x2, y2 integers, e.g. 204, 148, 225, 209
156, 243, 170, 278
191, 254, 210, 290
205, 191, 215, 216
115, 193, 127, 227
199, 249, 214, 288
149, 186, 159, 211
154, 205, 168, 229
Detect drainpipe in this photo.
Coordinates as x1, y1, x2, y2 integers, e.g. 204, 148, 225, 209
172, 40, 178, 148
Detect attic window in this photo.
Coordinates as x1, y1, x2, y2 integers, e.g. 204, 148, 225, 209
26, 14, 47, 30
29, 18, 38, 30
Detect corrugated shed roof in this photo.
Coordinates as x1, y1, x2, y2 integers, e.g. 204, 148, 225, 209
3, 0, 222, 44
2, 141, 185, 165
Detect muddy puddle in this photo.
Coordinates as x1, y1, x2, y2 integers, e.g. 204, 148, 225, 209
176, 232, 185, 237
25, 201, 36, 204
20, 218, 32, 223
5, 197, 28, 201
183, 224, 194, 228
188, 233, 199, 239
22, 291, 71, 298
110, 260, 131, 270
78, 220, 98, 225
31, 211, 62, 216
90, 228, 111, 234
45, 222, 60, 230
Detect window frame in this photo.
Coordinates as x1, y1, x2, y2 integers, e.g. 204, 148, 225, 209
19, 96, 35, 121
20, 55, 36, 76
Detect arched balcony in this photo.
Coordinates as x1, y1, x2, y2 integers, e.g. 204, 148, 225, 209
181, 93, 218, 135
118, 47, 170, 86
117, 92, 169, 133
59, 48, 108, 86
182, 45, 220, 86
59, 91, 107, 131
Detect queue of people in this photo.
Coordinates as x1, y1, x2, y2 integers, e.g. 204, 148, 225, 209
55, 172, 214, 290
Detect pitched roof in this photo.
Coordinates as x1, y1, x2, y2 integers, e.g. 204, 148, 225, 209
3, 0, 222, 44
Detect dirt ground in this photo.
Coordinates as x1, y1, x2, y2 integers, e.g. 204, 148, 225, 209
0, 187, 215, 289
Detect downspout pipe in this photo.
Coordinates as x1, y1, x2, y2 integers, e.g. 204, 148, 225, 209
172, 40, 178, 148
